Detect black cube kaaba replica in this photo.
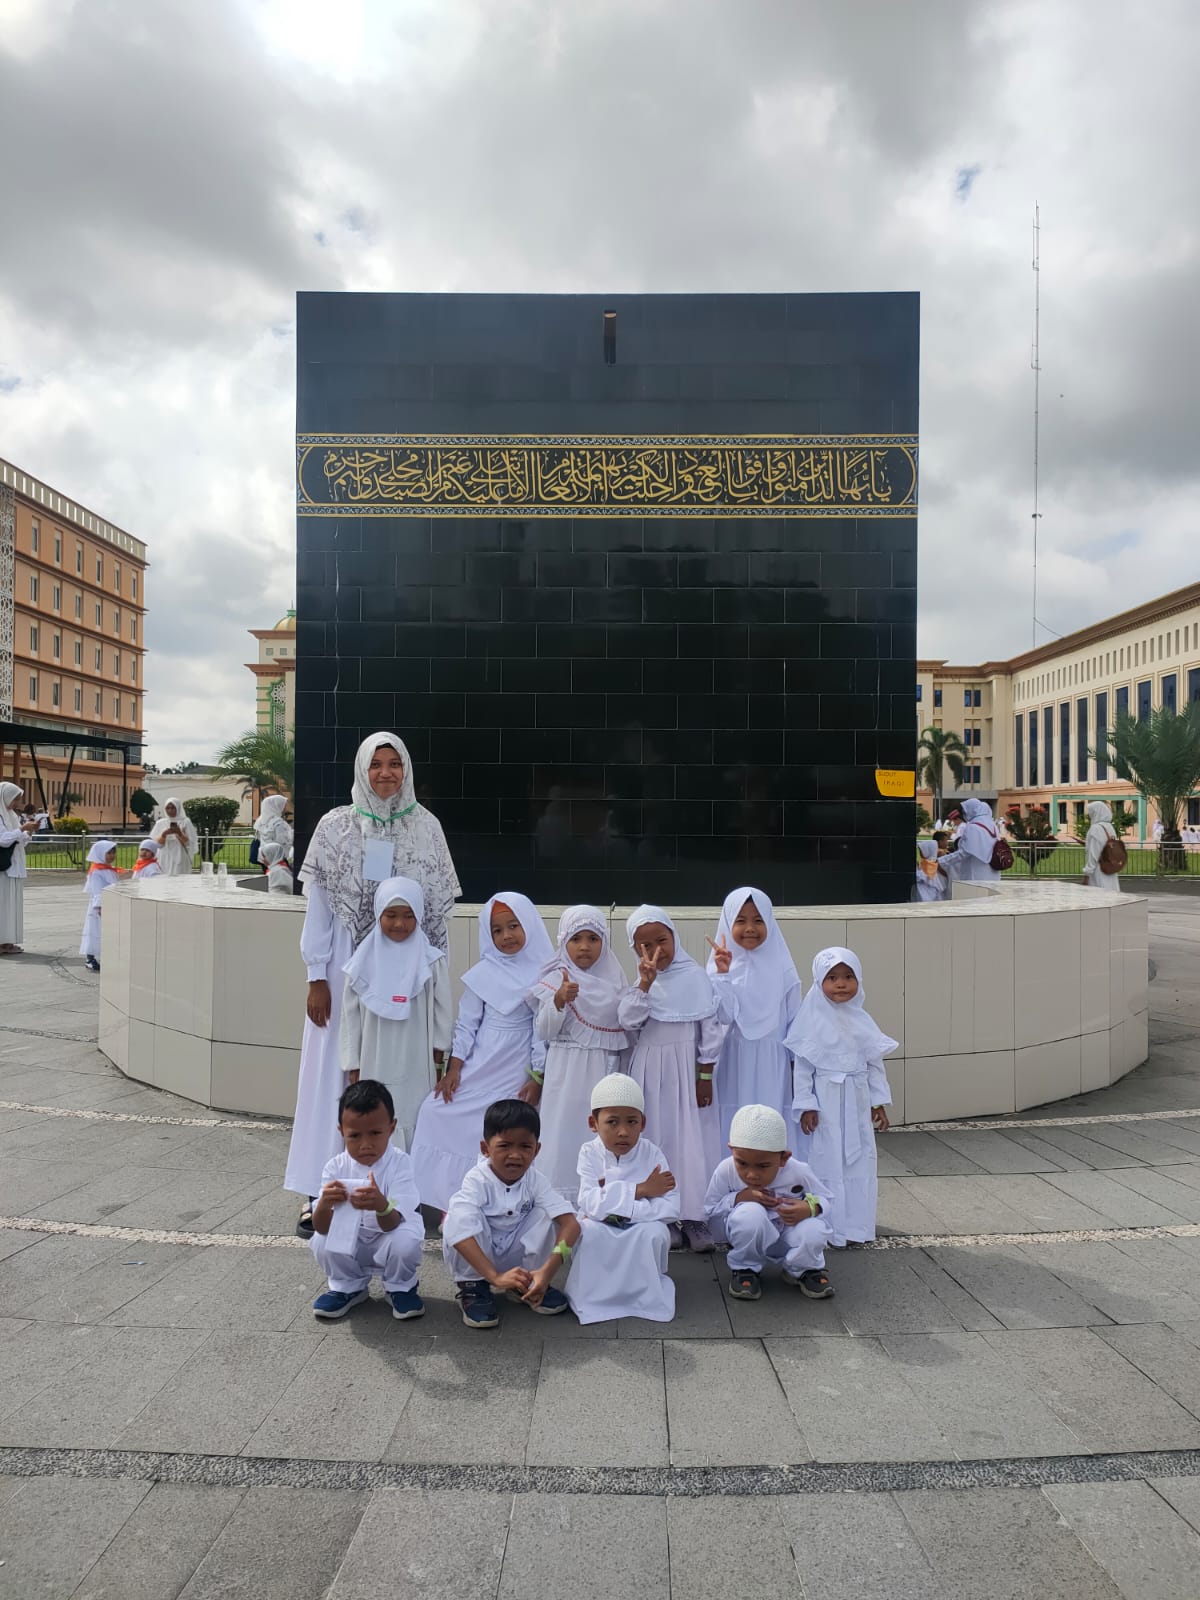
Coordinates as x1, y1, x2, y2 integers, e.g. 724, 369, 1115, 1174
295, 292, 918, 905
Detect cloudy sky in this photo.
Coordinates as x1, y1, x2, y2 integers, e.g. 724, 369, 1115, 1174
1, 0, 1197, 764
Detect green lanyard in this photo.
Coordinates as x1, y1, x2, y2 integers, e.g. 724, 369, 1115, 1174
354, 803, 417, 824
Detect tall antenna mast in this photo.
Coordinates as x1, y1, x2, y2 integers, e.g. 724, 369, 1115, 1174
1031, 203, 1042, 647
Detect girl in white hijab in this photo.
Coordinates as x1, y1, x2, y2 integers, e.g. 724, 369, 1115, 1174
260, 842, 293, 893
619, 905, 726, 1249
1084, 801, 1124, 890
338, 876, 451, 1152
80, 839, 122, 972
254, 794, 294, 859
411, 892, 553, 1211
786, 947, 898, 1246
911, 840, 948, 903
132, 839, 163, 880
705, 887, 803, 1147
151, 799, 198, 876
939, 797, 1002, 885
285, 732, 461, 1227
0, 783, 38, 954
526, 905, 631, 1206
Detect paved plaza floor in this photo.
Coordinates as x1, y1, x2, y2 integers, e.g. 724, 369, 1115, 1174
3, 884, 1200, 1595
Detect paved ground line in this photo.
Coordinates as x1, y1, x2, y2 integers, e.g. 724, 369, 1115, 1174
5, 1443, 1200, 1498
0, 1098, 289, 1132
5, 1213, 1200, 1254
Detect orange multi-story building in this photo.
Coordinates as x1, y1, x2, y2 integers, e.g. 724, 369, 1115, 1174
1, 457, 147, 826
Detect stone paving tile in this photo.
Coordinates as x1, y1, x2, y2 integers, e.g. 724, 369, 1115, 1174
970, 1172, 1114, 1232
779, 1492, 941, 1600
20, 1240, 212, 1326
69, 1483, 246, 1600
1045, 1481, 1200, 1599
933, 1128, 1068, 1173
0, 1474, 152, 1600
1073, 1119, 1200, 1167
895, 1486, 1122, 1598
0, 1324, 208, 1448
99, 1244, 261, 1329
1150, 1476, 1200, 1538
212, 1184, 306, 1238
385, 1339, 542, 1465
667, 1497, 799, 1599
176, 1486, 365, 1600
1005, 1127, 1097, 1170
0, 1154, 124, 1213
665, 1337, 804, 1466
0, 1233, 133, 1319
163, 1125, 292, 1175
0, 1230, 40, 1264
1023, 1239, 1200, 1326
0, 1321, 121, 1420
326, 1488, 510, 1599
1146, 1120, 1200, 1158
117, 1329, 325, 1455
873, 1146, 913, 1177
905, 1249, 1003, 1331
1102, 1163, 1200, 1221
27, 1164, 191, 1225
877, 1330, 1082, 1458
1016, 1125, 1144, 1170
767, 1335, 949, 1462
527, 1341, 667, 1466
85, 1169, 281, 1233
825, 1251, 967, 1335
499, 1494, 669, 1600
1095, 1322, 1200, 1422
927, 1244, 1111, 1329
244, 1321, 432, 1462
983, 1327, 1200, 1452
1040, 1168, 1194, 1225
616, 1250, 733, 1339
877, 1131, 985, 1175
875, 1176, 943, 1236
895, 1174, 1035, 1234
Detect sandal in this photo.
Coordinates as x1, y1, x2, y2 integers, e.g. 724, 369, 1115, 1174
295, 1206, 315, 1239
795, 1268, 835, 1300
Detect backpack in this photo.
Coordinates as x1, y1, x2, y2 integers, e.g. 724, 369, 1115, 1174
1098, 834, 1127, 875
977, 821, 1013, 872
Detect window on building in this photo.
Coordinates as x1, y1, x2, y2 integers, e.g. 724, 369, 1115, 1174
112, 609, 119, 632
29, 676, 37, 702
129, 617, 137, 642
1137, 679, 1152, 722
30, 519, 39, 553
1029, 710, 1039, 786
1044, 706, 1054, 783
112, 653, 119, 675
1190, 798, 1200, 827
51, 583, 60, 611
75, 545, 83, 574
95, 556, 103, 582
1076, 697, 1088, 783
94, 602, 101, 626
54, 532, 61, 564
1163, 673, 1178, 713
963, 689, 972, 706
94, 646, 102, 670
1059, 701, 1070, 783
1015, 715, 1025, 787
74, 593, 81, 619
1058, 802, 1068, 827
74, 641, 81, 665
1189, 668, 1200, 705
113, 695, 120, 719
73, 686, 82, 712
1116, 685, 1130, 719
29, 623, 38, 653
130, 657, 137, 682
29, 572, 38, 601
265, 647, 274, 658
94, 692, 102, 714
51, 682, 60, 708
132, 573, 138, 600
52, 632, 60, 660
934, 688, 943, 708
278, 647, 288, 657
971, 764, 982, 784
130, 700, 138, 725
1096, 692, 1109, 780
114, 563, 121, 593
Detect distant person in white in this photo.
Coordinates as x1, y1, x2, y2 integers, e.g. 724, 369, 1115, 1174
1084, 801, 1124, 890
0, 784, 39, 955
254, 794, 294, 860
151, 798, 198, 875
940, 798, 1002, 885
912, 839, 948, 902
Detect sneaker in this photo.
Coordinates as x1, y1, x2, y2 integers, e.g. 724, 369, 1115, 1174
388, 1286, 425, 1320
527, 1285, 568, 1317
667, 1222, 685, 1251
457, 1281, 500, 1329
312, 1287, 369, 1319
728, 1269, 762, 1301
85, 956, 100, 973
681, 1219, 715, 1253
785, 1268, 835, 1299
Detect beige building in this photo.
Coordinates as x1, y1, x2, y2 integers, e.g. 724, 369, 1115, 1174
245, 612, 295, 736
1, 457, 147, 825
918, 581, 1200, 836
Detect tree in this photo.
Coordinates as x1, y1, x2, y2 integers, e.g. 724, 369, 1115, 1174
184, 796, 241, 862
1094, 705, 1200, 869
1110, 802, 1137, 838
129, 787, 157, 829
915, 804, 933, 833
917, 728, 968, 820
215, 730, 294, 807
60, 790, 83, 816
1005, 804, 1058, 874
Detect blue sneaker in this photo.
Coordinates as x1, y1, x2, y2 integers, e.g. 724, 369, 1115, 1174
529, 1285, 569, 1316
389, 1286, 425, 1321
457, 1281, 500, 1329
312, 1287, 369, 1320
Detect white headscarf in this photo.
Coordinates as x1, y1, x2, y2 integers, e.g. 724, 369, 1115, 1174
626, 904, 717, 1024
0, 783, 24, 831
254, 794, 289, 837
342, 875, 444, 1021
260, 842, 289, 867
137, 838, 159, 856
533, 904, 629, 1045
1087, 801, 1115, 830
152, 798, 198, 850
299, 732, 462, 951
705, 886, 800, 1040
87, 839, 117, 865
917, 839, 938, 861
957, 798, 998, 865
462, 892, 554, 1015
785, 947, 898, 1066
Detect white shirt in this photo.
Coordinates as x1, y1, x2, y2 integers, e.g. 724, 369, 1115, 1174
704, 1154, 833, 1228
576, 1136, 680, 1225
443, 1154, 570, 1252
319, 1143, 423, 1245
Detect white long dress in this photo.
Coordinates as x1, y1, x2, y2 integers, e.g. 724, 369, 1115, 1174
534, 997, 627, 1205
711, 984, 802, 1149
618, 992, 726, 1222
0, 828, 27, 947
564, 1136, 679, 1324
283, 883, 354, 1199
338, 966, 452, 1152
411, 989, 544, 1212
792, 1048, 891, 1246
1084, 824, 1121, 890
151, 814, 198, 876
79, 869, 119, 959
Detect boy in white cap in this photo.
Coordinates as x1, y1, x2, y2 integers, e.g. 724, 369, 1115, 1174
564, 1073, 679, 1325
704, 1103, 834, 1302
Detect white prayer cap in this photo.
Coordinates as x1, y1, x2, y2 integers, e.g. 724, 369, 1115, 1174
729, 1104, 789, 1152
590, 1073, 644, 1113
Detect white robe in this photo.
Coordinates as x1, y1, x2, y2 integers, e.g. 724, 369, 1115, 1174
411, 989, 545, 1212
711, 983, 801, 1149
617, 990, 726, 1222
1084, 823, 1121, 890
704, 1155, 833, 1274
939, 847, 999, 886
0, 826, 27, 945
310, 1144, 424, 1293
152, 817, 198, 876
79, 871, 119, 959
911, 865, 949, 902
533, 994, 628, 1205
442, 1155, 569, 1283
284, 883, 355, 1198
564, 1136, 678, 1325
792, 1046, 891, 1246
338, 964, 452, 1152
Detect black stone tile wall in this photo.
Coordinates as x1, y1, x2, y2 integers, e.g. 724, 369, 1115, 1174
295, 292, 918, 905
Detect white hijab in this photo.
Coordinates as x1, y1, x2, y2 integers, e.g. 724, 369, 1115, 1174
705, 886, 800, 1040
342, 875, 444, 1021
626, 904, 716, 1024
299, 731, 462, 950
1087, 801, 1116, 836
0, 783, 24, 831
462, 892, 554, 1015
254, 794, 289, 837
152, 799, 198, 848
958, 798, 997, 865
533, 904, 629, 1045
785, 947, 898, 1066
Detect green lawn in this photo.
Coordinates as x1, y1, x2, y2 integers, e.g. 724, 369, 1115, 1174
24, 834, 258, 873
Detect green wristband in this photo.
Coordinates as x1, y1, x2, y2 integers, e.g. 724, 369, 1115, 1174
803, 1193, 821, 1216
697, 1071, 713, 1081
379, 1198, 396, 1217
552, 1240, 573, 1262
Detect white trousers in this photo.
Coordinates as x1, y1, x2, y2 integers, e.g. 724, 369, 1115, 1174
443, 1212, 554, 1285
725, 1202, 829, 1275
311, 1226, 422, 1293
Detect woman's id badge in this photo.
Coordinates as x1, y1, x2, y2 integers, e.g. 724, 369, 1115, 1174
362, 839, 393, 882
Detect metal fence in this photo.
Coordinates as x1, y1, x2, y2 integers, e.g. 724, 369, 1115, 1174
930, 841, 1200, 879
23, 833, 259, 873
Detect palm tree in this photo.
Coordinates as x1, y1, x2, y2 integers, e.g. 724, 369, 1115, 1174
1094, 704, 1200, 867
215, 730, 295, 809
917, 727, 969, 820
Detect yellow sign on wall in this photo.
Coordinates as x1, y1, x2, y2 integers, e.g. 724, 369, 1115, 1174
875, 769, 916, 798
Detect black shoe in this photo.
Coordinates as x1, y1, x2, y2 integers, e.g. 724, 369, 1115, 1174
85, 956, 100, 973
788, 1268, 835, 1299
295, 1205, 315, 1240
728, 1269, 762, 1301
